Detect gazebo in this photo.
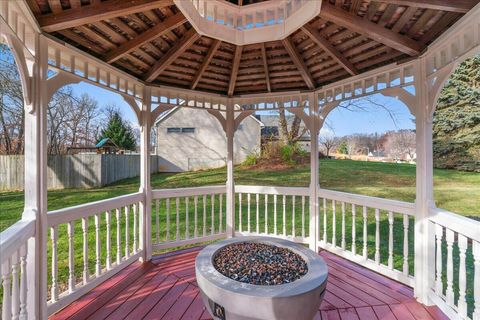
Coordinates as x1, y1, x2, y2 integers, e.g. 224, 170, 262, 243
1, 0, 479, 319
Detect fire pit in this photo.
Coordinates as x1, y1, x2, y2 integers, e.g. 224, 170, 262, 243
195, 236, 328, 320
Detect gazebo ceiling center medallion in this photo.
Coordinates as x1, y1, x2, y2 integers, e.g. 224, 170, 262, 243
174, 0, 322, 45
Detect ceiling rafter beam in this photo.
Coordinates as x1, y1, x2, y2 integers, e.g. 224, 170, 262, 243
38, 0, 173, 32
191, 40, 221, 90
144, 29, 201, 82
105, 13, 186, 63
261, 43, 271, 92
320, 2, 423, 56
375, 0, 476, 13
228, 45, 243, 96
282, 37, 315, 90
301, 24, 358, 76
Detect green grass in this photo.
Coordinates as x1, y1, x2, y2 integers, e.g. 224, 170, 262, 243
1, 159, 479, 313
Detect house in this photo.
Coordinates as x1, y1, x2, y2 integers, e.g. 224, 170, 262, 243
258, 114, 312, 151
155, 107, 264, 172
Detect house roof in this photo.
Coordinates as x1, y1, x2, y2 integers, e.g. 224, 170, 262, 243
154, 106, 265, 127
26, 0, 477, 96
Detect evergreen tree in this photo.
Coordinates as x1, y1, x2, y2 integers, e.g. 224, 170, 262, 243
98, 112, 136, 151
433, 54, 480, 171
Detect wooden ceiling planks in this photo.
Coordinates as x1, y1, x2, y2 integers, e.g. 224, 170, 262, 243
29, 0, 474, 95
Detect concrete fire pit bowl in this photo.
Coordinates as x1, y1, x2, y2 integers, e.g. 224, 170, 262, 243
195, 236, 328, 320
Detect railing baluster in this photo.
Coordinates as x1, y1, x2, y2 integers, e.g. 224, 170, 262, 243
116, 208, 121, 265
282, 195, 286, 236
458, 234, 468, 318
473, 240, 480, 320
375, 209, 380, 265
155, 199, 160, 244
265, 194, 268, 234
388, 211, 394, 270
106, 210, 111, 270
11, 251, 19, 320
68, 221, 75, 292
194, 196, 198, 238
211, 194, 215, 235
323, 198, 327, 242
352, 204, 356, 255
301, 196, 305, 238
247, 193, 251, 233
166, 198, 171, 241
434, 224, 443, 295
403, 214, 409, 275
51, 226, 58, 302
362, 206, 367, 260
274, 194, 277, 235
124, 206, 129, 259
19, 245, 27, 320
256, 193, 259, 234
2, 258, 12, 320
239, 193, 242, 233
95, 213, 101, 276
133, 203, 137, 253
220, 194, 223, 233
445, 229, 454, 306
176, 197, 180, 241
332, 200, 336, 247
186, 196, 189, 239
341, 202, 346, 250
203, 195, 207, 237
82, 217, 89, 284
292, 196, 296, 238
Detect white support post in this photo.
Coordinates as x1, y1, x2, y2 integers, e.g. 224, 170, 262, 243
23, 34, 48, 320
414, 57, 436, 304
139, 87, 152, 261
308, 93, 319, 251
226, 101, 235, 237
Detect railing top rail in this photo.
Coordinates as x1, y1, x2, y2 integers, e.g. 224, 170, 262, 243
429, 207, 480, 241
47, 192, 143, 227
235, 184, 309, 197
152, 185, 226, 198
0, 218, 35, 264
317, 188, 415, 215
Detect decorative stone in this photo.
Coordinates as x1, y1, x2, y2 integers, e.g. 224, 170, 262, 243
196, 236, 328, 320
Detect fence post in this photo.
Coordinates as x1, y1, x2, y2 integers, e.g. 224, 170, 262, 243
139, 87, 152, 261
226, 100, 235, 238
308, 93, 319, 251
22, 34, 49, 319
414, 57, 436, 304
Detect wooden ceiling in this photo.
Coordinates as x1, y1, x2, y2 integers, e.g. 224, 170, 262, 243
27, 0, 479, 96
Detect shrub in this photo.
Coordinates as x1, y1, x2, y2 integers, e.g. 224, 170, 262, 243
243, 152, 259, 166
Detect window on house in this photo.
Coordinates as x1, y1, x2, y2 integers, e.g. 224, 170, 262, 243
167, 127, 181, 133
182, 128, 195, 133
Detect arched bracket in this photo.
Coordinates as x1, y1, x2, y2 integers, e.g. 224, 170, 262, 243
207, 109, 257, 134
319, 101, 340, 130
46, 71, 82, 104
427, 64, 455, 120
207, 109, 227, 133
233, 110, 255, 131
122, 95, 142, 125
4, 34, 34, 108
381, 87, 417, 117
288, 107, 315, 134
150, 103, 176, 127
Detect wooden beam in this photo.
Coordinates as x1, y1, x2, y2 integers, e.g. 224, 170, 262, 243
144, 29, 200, 82
282, 37, 315, 90
301, 24, 358, 76
228, 45, 243, 96
38, 0, 173, 32
191, 40, 221, 89
375, 0, 476, 13
104, 13, 186, 63
261, 44, 271, 92
320, 2, 423, 56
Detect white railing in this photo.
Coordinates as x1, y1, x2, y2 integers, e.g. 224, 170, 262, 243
152, 186, 227, 250
234, 185, 310, 244
0, 219, 34, 320
316, 188, 416, 286
46, 192, 144, 316
429, 208, 480, 320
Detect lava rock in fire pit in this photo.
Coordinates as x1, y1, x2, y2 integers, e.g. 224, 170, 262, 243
213, 242, 308, 285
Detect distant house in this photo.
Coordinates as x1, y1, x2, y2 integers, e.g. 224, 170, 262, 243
154, 107, 264, 172
258, 115, 312, 151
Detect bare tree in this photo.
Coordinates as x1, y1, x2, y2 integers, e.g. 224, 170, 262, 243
278, 107, 308, 145
383, 130, 416, 161
319, 129, 336, 157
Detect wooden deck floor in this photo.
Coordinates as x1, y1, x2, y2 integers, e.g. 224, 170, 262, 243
50, 247, 448, 320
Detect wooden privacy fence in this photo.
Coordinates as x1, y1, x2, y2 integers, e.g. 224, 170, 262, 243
0, 155, 163, 191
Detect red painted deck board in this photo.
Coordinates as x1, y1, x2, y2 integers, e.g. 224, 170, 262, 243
50, 248, 447, 320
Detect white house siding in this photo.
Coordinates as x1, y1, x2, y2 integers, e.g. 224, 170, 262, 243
156, 108, 261, 172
